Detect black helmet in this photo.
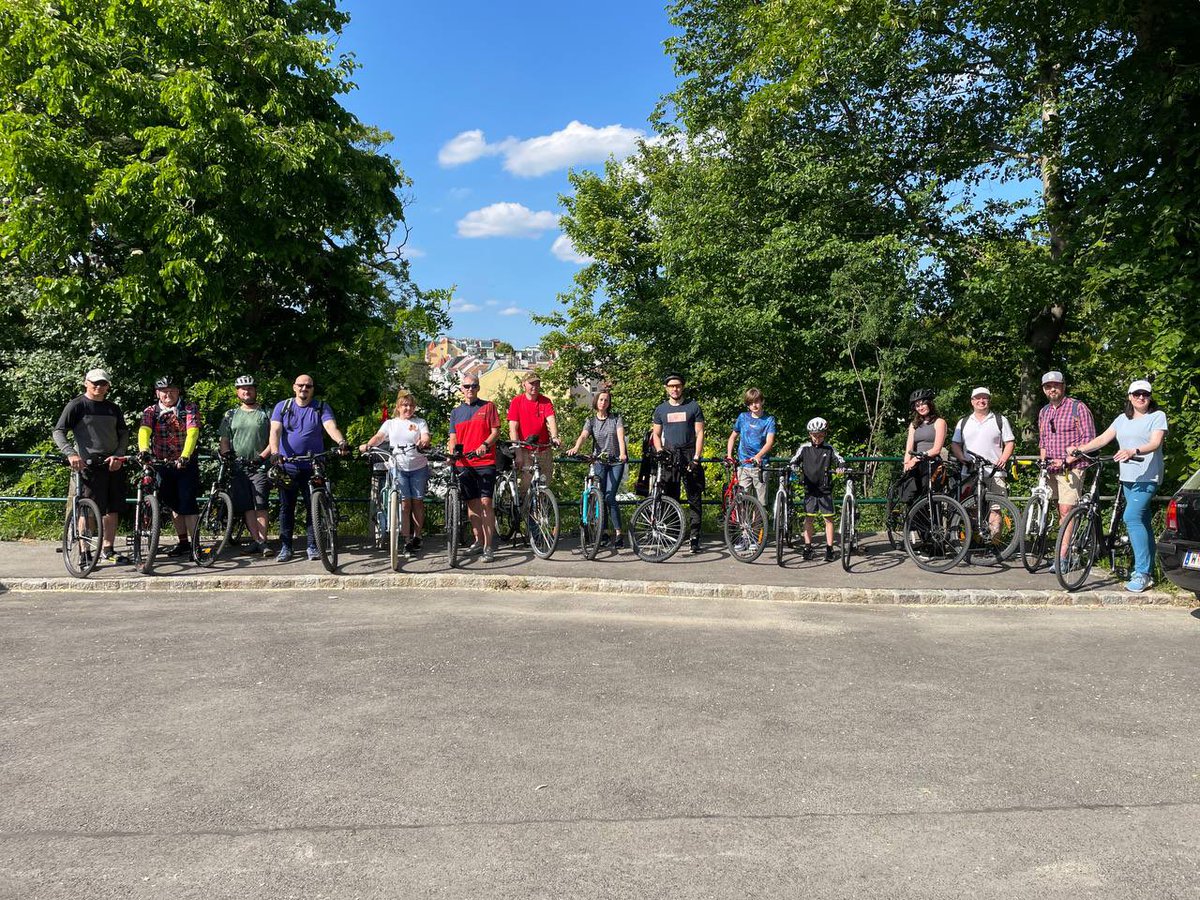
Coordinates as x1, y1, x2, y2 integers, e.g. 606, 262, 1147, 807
909, 388, 935, 405
155, 376, 178, 390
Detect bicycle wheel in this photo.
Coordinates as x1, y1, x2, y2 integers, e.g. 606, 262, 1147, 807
192, 491, 234, 567
62, 498, 102, 578
630, 495, 686, 562
904, 495, 969, 572
494, 475, 520, 542
1019, 497, 1050, 573
580, 484, 605, 561
310, 490, 338, 573
724, 493, 767, 563
526, 487, 560, 559
885, 482, 903, 550
839, 494, 855, 572
774, 492, 788, 567
961, 495, 1020, 563
1054, 505, 1097, 591
367, 476, 384, 550
133, 494, 161, 575
389, 489, 402, 572
446, 486, 461, 568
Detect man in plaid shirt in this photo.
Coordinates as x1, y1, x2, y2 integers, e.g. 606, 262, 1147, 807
1037, 370, 1096, 567
138, 376, 202, 558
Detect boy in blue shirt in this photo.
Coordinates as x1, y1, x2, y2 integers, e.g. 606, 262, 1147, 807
725, 387, 776, 506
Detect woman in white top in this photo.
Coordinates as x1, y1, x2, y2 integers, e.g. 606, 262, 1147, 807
1068, 379, 1168, 593
360, 389, 432, 553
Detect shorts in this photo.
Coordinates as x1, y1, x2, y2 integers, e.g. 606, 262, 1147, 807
79, 465, 128, 517
230, 466, 270, 514
157, 461, 200, 516
804, 493, 834, 516
458, 465, 496, 502
396, 465, 430, 500
1050, 470, 1084, 506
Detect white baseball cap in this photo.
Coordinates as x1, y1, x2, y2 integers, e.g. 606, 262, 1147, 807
971, 387, 991, 398
84, 368, 111, 383
1128, 379, 1153, 394
1041, 371, 1065, 385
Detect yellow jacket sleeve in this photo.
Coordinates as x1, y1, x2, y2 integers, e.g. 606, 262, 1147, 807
183, 427, 199, 459
137, 425, 152, 452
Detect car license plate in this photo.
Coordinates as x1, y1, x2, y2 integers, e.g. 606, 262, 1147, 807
1184, 550, 1200, 570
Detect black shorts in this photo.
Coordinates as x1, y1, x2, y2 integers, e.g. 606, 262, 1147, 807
79, 465, 128, 517
804, 493, 834, 516
157, 461, 200, 516
229, 466, 270, 514
458, 465, 496, 501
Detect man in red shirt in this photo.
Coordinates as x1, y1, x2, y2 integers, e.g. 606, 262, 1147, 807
507, 371, 560, 496
448, 378, 501, 561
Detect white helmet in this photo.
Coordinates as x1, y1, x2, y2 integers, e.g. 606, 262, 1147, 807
234, 375, 256, 388
806, 417, 828, 433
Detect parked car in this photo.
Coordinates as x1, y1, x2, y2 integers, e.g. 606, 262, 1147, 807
1157, 467, 1200, 599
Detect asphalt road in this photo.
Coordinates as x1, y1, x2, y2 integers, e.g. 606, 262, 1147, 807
1, 589, 1198, 899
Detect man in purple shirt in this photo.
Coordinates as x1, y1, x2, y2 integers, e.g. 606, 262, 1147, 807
268, 374, 350, 562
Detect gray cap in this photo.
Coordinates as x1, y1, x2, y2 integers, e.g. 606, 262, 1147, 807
1041, 371, 1065, 385
84, 368, 111, 384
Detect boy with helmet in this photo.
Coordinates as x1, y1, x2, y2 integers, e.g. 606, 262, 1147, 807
790, 417, 845, 561
138, 375, 202, 558
218, 374, 273, 555
725, 387, 776, 506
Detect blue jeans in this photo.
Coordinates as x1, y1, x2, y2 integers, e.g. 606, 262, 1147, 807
593, 462, 626, 532
278, 469, 315, 549
1121, 481, 1158, 576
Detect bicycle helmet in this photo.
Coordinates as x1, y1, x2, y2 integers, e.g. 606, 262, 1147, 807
234, 375, 256, 388
909, 388, 935, 405
155, 376, 177, 389
806, 417, 828, 433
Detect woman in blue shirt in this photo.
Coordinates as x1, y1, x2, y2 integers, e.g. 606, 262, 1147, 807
1069, 379, 1168, 592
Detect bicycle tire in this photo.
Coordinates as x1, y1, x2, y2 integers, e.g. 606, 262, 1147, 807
1106, 495, 1133, 584
580, 484, 605, 561
63, 497, 102, 578
903, 494, 969, 572
1019, 497, 1050, 573
494, 475, 520, 542
389, 489, 402, 572
724, 493, 767, 563
961, 495, 1020, 563
310, 490, 338, 573
526, 487, 560, 559
1054, 505, 1097, 591
133, 493, 161, 575
630, 495, 686, 562
446, 486, 461, 568
774, 492, 788, 567
192, 491, 234, 567
840, 494, 855, 572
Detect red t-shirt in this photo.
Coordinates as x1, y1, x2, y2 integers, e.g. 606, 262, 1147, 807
449, 400, 499, 468
507, 393, 556, 444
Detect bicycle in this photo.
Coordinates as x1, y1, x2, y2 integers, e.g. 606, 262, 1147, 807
721, 459, 768, 563
1015, 458, 1056, 572
59, 458, 104, 578
495, 440, 561, 559
570, 451, 618, 560
126, 453, 164, 575
838, 469, 866, 572
768, 461, 798, 567
1053, 449, 1139, 592
428, 446, 471, 568
899, 454, 971, 572
364, 444, 426, 571
277, 451, 340, 573
629, 450, 687, 562
956, 450, 1020, 564
191, 451, 240, 567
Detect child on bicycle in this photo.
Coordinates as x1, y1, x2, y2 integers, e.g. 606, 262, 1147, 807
725, 387, 776, 507
790, 417, 845, 561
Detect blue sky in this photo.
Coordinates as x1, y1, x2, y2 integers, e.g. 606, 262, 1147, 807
336, 1, 681, 349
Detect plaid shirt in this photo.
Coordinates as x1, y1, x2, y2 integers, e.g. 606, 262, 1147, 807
1038, 397, 1095, 471
141, 402, 201, 461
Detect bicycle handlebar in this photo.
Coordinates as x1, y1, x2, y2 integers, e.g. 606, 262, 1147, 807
1069, 449, 1144, 463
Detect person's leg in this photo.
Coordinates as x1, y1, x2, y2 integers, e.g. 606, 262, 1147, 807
466, 498, 484, 545
278, 479, 297, 549
408, 467, 429, 538
290, 470, 314, 551
480, 498, 495, 549
601, 463, 624, 534
411, 499, 425, 537
1122, 481, 1158, 578
1054, 472, 1082, 560
683, 463, 704, 542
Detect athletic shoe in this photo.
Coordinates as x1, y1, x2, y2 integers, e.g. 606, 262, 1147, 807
306, 546, 321, 562
276, 546, 293, 563
482, 545, 495, 562
824, 546, 835, 562
101, 547, 130, 565
1124, 573, 1154, 593
165, 541, 192, 558
260, 542, 273, 558
466, 542, 484, 555
247, 541, 265, 555
613, 535, 625, 550
689, 538, 701, 554
599, 533, 611, 548
802, 544, 813, 561
410, 536, 422, 552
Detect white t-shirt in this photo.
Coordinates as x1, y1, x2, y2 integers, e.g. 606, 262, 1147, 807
1109, 410, 1168, 484
378, 417, 430, 472
952, 411, 1014, 464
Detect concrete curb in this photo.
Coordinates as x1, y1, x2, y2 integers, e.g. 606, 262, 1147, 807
0, 572, 1189, 607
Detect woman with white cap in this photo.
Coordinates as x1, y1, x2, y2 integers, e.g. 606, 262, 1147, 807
1068, 379, 1168, 592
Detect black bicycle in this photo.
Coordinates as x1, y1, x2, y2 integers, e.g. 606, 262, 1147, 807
1054, 449, 1139, 592
895, 454, 971, 572
428, 446, 471, 568
630, 450, 687, 563
277, 451, 340, 573
956, 450, 1020, 564
127, 453, 164, 575
191, 451, 241, 567
60, 458, 104, 578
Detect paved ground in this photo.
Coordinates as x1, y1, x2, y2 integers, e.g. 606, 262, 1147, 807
1, 587, 1198, 898
0, 532, 1161, 596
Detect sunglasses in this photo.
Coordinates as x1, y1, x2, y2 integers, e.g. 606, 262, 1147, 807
462, 384, 480, 390
295, 385, 313, 390
1130, 391, 1151, 399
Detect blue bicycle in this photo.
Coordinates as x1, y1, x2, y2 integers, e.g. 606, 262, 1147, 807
571, 451, 617, 560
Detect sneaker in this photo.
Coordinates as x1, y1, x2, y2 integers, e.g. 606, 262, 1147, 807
306, 546, 321, 562
690, 538, 701, 554
613, 534, 625, 550
466, 541, 484, 556
599, 532, 611, 548
1124, 573, 1154, 593
824, 546, 835, 562
802, 544, 813, 561
482, 545, 495, 562
410, 536, 422, 552
260, 542, 273, 558
101, 547, 130, 565
247, 541, 264, 555
165, 541, 192, 558
276, 546, 293, 563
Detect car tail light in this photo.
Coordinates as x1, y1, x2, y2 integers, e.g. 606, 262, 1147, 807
1165, 498, 1178, 532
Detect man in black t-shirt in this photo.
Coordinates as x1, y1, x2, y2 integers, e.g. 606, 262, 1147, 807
651, 374, 706, 552
52, 368, 130, 564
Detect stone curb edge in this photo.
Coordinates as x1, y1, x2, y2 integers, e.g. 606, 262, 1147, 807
0, 573, 1190, 607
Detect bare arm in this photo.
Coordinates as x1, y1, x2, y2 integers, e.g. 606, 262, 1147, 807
651, 423, 664, 453
693, 421, 705, 461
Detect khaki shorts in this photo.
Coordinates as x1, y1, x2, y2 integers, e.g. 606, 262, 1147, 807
1050, 470, 1084, 506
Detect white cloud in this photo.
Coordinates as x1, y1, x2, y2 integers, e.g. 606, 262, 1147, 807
438, 121, 647, 177
457, 203, 559, 239
498, 305, 528, 317
395, 245, 425, 259
551, 234, 593, 265
448, 298, 482, 313
485, 300, 500, 307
